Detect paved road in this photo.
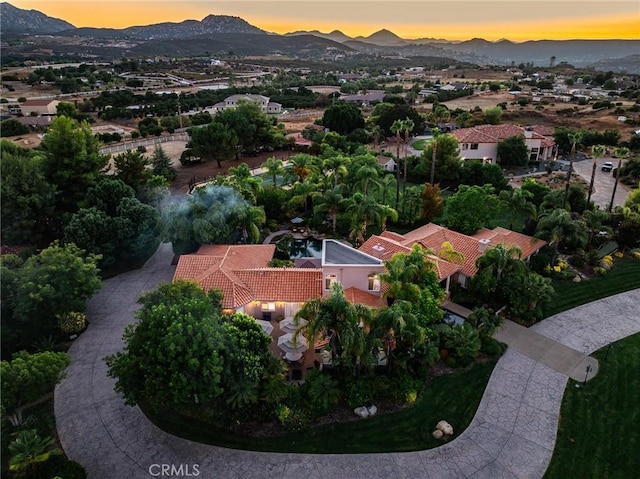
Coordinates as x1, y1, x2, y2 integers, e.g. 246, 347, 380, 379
571, 157, 631, 209
55, 244, 640, 479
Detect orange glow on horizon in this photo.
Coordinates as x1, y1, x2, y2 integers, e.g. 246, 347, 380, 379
9, 2, 640, 41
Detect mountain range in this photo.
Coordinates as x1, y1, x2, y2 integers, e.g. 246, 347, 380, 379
1, 2, 638, 72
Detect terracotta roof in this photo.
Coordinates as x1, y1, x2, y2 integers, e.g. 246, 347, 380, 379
472, 227, 546, 259
343, 287, 387, 309
21, 99, 57, 106
174, 245, 325, 308
235, 268, 323, 303
451, 124, 554, 146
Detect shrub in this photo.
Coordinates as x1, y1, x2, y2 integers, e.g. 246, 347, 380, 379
593, 266, 607, 276
480, 337, 506, 356
569, 251, 587, 267
56, 311, 87, 334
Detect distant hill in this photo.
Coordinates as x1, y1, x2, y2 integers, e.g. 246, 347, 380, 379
285, 30, 352, 43
355, 29, 406, 46
0, 1, 75, 34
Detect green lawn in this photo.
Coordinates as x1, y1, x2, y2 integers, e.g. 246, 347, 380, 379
542, 258, 640, 318
144, 360, 495, 453
411, 139, 430, 151
544, 333, 640, 479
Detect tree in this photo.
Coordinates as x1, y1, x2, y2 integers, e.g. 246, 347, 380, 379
442, 185, 500, 235
497, 136, 529, 166
521, 177, 551, 208
536, 208, 588, 264
373, 103, 424, 137
8, 429, 62, 475
475, 243, 524, 284
1, 351, 70, 425
105, 281, 226, 411
421, 183, 444, 221
563, 131, 584, 208
421, 133, 461, 185
114, 149, 153, 193
297, 282, 371, 371
483, 106, 503, 125
13, 242, 101, 342
188, 122, 238, 168
40, 116, 108, 217
391, 119, 405, 209
261, 156, 284, 187
0, 141, 55, 246
347, 193, 397, 243
499, 188, 534, 231
322, 103, 365, 135
444, 323, 481, 366
0, 119, 30, 137
151, 145, 177, 181
586, 144, 607, 209
162, 185, 266, 253
459, 160, 509, 191
313, 186, 346, 234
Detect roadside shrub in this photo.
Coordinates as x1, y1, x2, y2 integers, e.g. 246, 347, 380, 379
480, 337, 506, 356
56, 311, 87, 334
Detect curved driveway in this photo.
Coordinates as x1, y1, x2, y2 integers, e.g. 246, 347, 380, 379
55, 243, 640, 478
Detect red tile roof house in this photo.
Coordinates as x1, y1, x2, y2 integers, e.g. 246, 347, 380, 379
359, 224, 546, 290
451, 124, 555, 164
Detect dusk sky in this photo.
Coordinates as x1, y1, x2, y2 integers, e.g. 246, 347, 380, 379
10, 0, 640, 41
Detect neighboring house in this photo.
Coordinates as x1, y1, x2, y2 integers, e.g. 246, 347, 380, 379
438, 82, 470, 92
376, 155, 396, 172
339, 90, 386, 105
451, 124, 555, 163
19, 99, 59, 116
212, 94, 282, 114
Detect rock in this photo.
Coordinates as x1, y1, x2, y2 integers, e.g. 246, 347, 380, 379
432, 429, 444, 439
573, 275, 582, 283
367, 405, 377, 416
354, 406, 369, 418
436, 420, 454, 435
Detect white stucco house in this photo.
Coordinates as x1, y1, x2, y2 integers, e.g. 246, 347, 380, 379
212, 94, 282, 114
451, 124, 555, 164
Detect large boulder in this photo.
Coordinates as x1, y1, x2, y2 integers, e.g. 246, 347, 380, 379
436, 420, 454, 436
367, 405, 377, 416
432, 429, 444, 439
354, 406, 369, 418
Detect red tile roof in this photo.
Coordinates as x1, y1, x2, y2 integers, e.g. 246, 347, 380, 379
174, 245, 323, 308
472, 227, 546, 259
451, 124, 554, 146
343, 287, 387, 309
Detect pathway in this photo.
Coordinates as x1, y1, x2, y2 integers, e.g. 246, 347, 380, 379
55, 245, 640, 479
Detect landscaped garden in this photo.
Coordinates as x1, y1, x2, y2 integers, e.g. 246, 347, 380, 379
544, 333, 640, 479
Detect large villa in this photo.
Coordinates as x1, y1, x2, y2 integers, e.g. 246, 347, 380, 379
173, 224, 546, 379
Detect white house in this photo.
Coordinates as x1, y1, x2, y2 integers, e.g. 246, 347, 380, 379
213, 94, 282, 114
451, 124, 555, 164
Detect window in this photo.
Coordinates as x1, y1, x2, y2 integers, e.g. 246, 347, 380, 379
470, 143, 479, 150
529, 147, 539, 162
462, 143, 469, 150
368, 274, 381, 291
325, 274, 337, 290
261, 302, 276, 311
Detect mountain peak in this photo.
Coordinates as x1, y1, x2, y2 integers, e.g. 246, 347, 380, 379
1, 1, 75, 33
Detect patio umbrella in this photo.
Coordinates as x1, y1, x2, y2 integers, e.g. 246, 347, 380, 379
280, 317, 308, 334
277, 332, 308, 355
255, 319, 274, 335
290, 217, 304, 224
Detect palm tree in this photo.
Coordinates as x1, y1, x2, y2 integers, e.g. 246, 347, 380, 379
390, 119, 404, 209
536, 208, 588, 265
313, 186, 346, 234
370, 124, 384, 150
563, 131, 583, 208
402, 185, 424, 222
609, 146, 630, 212
438, 241, 465, 264
289, 153, 318, 183
475, 243, 524, 282
583, 208, 610, 247
297, 283, 372, 369
261, 156, 284, 188
429, 127, 441, 185
380, 244, 435, 304
499, 188, 534, 231
377, 173, 397, 206
8, 429, 62, 475
586, 144, 607, 210
289, 178, 317, 213
226, 163, 263, 204
402, 118, 415, 191
354, 163, 382, 195
238, 204, 267, 243
322, 155, 349, 188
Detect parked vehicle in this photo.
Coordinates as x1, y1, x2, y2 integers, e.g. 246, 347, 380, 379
601, 161, 613, 172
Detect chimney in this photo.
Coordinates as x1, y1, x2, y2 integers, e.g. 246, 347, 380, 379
478, 238, 491, 253
524, 126, 533, 139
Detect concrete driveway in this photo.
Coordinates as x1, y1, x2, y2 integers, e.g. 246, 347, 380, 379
55, 241, 640, 479
571, 157, 631, 209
